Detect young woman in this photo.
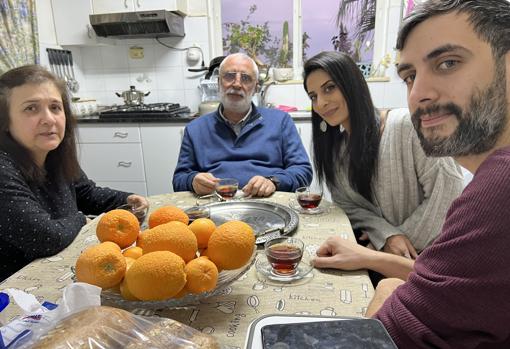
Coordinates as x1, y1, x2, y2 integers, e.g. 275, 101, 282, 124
303, 51, 463, 260
0, 65, 148, 281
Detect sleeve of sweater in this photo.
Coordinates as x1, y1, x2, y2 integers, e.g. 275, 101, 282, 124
375, 149, 510, 349
172, 126, 199, 192
330, 185, 400, 249
272, 114, 313, 191
0, 157, 85, 260
396, 117, 463, 249
74, 170, 132, 215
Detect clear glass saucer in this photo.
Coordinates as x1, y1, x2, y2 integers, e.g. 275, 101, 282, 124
288, 200, 329, 215
255, 254, 314, 283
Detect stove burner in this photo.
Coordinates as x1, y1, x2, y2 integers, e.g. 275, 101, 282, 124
99, 103, 191, 119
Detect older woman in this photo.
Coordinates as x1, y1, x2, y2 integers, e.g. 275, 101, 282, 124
303, 51, 463, 266
0, 65, 148, 281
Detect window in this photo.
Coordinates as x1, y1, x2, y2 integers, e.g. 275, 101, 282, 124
209, 0, 389, 79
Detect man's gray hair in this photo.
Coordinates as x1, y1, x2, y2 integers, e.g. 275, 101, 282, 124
396, 0, 510, 58
219, 52, 259, 80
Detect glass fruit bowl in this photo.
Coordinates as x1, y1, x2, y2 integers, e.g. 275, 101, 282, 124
100, 247, 257, 310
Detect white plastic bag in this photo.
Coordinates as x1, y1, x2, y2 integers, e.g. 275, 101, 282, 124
0, 283, 101, 348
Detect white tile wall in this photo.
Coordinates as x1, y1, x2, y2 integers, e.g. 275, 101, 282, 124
68, 16, 210, 113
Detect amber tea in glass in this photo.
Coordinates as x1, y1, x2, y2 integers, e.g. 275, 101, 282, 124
295, 186, 323, 210
215, 178, 239, 199
265, 237, 304, 276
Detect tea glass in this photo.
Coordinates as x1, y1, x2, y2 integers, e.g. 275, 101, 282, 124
184, 205, 211, 223
295, 185, 323, 213
215, 178, 239, 200
116, 203, 148, 226
264, 237, 304, 277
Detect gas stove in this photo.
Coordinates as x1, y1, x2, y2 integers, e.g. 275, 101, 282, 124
99, 103, 191, 120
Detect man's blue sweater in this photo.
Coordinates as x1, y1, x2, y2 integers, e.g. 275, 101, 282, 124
172, 105, 312, 192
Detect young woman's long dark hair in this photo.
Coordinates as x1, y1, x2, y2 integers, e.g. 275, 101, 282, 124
0, 65, 80, 183
303, 51, 380, 202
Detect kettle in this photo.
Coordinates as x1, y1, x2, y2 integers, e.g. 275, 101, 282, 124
116, 86, 150, 105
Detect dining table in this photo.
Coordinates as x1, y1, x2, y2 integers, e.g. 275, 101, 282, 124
0, 191, 375, 348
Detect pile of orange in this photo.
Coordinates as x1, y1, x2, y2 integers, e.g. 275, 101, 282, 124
75, 205, 255, 301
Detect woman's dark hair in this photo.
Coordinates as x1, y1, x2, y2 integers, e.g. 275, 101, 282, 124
0, 64, 80, 183
303, 51, 380, 202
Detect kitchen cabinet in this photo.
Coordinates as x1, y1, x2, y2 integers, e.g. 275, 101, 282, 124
92, 0, 187, 14
76, 124, 148, 196
140, 123, 187, 195
51, 0, 107, 46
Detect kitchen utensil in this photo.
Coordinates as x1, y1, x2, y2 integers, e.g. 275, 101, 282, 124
64, 50, 80, 93
115, 86, 150, 105
188, 56, 225, 79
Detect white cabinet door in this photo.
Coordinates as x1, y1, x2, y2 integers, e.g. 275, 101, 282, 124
92, 0, 134, 13
77, 125, 141, 143
140, 123, 186, 195
79, 143, 146, 182
95, 181, 147, 196
51, 0, 98, 45
294, 120, 313, 159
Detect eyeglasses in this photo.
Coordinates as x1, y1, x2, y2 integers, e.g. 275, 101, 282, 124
221, 71, 255, 85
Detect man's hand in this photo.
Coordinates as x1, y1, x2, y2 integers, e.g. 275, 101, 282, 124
192, 173, 219, 195
383, 234, 418, 259
242, 175, 276, 197
312, 236, 376, 271
126, 194, 149, 211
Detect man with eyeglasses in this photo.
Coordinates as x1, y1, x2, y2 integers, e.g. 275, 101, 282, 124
173, 53, 312, 197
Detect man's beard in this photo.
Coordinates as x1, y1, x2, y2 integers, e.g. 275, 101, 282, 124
411, 60, 508, 157
220, 87, 254, 114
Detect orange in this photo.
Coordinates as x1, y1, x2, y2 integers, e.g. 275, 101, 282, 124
137, 221, 198, 262
120, 257, 138, 300
207, 220, 255, 270
123, 246, 143, 259
148, 206, 189, 228
188, 218, 216, 248
184, 256, 218, 294
125, 251, 186, 301
75, 242, 127, 289
96, 209, 140, 249
102, 241, 122, 252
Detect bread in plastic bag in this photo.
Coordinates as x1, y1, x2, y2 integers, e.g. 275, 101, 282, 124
31, 306, 220, 349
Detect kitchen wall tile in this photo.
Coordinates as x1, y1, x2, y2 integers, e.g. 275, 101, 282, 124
80, 68, 106, 92
103, 69, 131, 92
368, 83, 385, 108
154, 42, 185, 68
129, 68, 157, 93
383, 82, 407, 108
158, 89, 186, 105
80, 47, 103, 70
184, 88, 202, 113
155, 67, 185, 90
101, 46, 129, 69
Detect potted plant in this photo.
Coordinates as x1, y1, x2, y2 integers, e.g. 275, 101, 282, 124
272, 21, 293, 82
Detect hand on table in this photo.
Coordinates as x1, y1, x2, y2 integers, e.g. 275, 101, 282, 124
383, 234, 418, 259
192, 173, 219, 195
126, 194, 149, 210
242, 175, 276, 197
312, 236, 375, 271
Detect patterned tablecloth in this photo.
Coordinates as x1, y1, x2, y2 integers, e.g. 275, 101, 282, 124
0, 191, 374, 348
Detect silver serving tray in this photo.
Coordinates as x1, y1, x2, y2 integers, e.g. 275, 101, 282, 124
201, 200, 299, 244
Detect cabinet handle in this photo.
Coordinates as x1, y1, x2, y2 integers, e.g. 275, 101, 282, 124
113, 132, 128, 138
124, 0, 129, 8
86, 24, 92, 39
179, 128, 184, 142
118, 161, 132, 167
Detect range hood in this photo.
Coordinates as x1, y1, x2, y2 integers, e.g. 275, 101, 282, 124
89, 10, 185, 39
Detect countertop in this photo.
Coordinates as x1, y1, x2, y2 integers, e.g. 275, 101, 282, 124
76, 111, 312, 124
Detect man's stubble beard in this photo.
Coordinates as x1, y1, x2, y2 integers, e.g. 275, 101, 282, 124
411, 58, 508, 157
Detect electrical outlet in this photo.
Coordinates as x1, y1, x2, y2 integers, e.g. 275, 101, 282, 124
129, 46, 144, 59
